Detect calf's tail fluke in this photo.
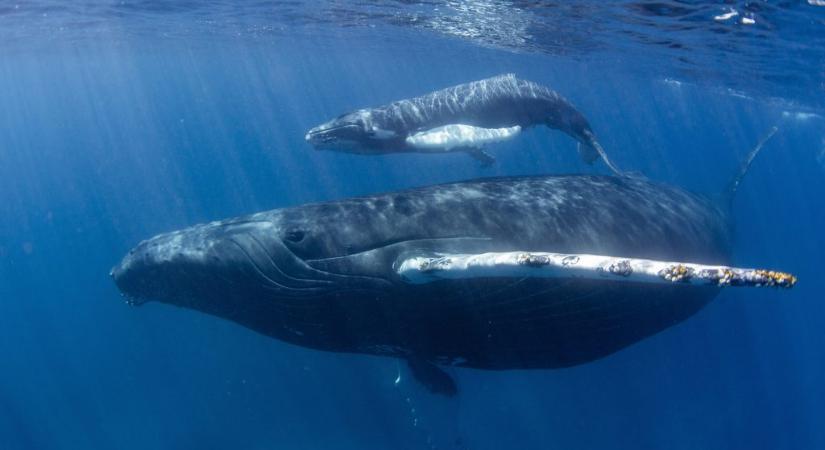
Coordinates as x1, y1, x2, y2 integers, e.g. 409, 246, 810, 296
579, 130, 624, 176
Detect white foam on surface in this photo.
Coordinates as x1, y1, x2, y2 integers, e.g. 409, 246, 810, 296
714, 9, 738, 21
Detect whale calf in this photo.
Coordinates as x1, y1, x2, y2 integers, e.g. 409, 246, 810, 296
305, 74, 621, 173
111, 136, 789, 395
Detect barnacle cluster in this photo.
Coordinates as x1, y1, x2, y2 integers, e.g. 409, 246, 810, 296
660, 264, 694, 282
608, 260, 633, 277
715, 268, 735, 286
561, 255, 580, 266
517, 253, 551, 267
419, 257, 452, 272
699, 268, 797, 288
749, 269, 798, 288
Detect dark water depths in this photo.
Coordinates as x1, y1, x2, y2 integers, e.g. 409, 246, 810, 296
0, 2, 824, 449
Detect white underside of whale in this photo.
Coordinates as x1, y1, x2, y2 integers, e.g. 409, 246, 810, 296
405, 124, 522, 152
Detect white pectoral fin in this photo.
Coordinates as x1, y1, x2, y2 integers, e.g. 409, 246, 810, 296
405, 124, 521, 152
396, 251, 797, 289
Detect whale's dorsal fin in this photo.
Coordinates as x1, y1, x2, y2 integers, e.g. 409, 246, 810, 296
406, 357, 458, 396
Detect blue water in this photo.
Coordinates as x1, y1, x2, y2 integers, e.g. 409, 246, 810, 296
1, 2, 824, 449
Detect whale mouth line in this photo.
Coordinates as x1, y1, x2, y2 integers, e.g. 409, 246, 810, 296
316, 124, 357, 133
306, 124, 362, 143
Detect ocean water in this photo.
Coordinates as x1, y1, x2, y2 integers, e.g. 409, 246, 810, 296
1, 2, 824, 449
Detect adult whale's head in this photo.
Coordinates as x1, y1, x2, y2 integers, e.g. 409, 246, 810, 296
110, 210, 402, 311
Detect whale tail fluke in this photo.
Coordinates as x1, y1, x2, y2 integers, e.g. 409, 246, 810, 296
724, 126, 779, 203
579, 130, 624, 176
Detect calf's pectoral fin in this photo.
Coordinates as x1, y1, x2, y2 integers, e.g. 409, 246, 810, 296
577, 130, 624, 176
406, 357, 458, 396
405, 124, 521, 153
464, 147, 496, 167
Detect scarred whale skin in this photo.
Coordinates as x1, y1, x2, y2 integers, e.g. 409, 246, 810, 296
111, 175, 731, 372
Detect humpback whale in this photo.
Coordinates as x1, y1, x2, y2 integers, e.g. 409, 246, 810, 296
111, 130, 793, 396
305, 74, 621, 173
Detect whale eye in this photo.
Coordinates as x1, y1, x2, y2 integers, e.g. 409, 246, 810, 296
284, 229, 306, 243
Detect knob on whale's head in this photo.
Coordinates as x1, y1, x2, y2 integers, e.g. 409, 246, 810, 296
109, 221, 290, 308
305, 109, 398, 152
110, 226, 222, 307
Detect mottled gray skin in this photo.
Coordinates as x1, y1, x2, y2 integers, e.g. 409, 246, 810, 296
305, 74, 613, 169
112, 175, 731, 372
